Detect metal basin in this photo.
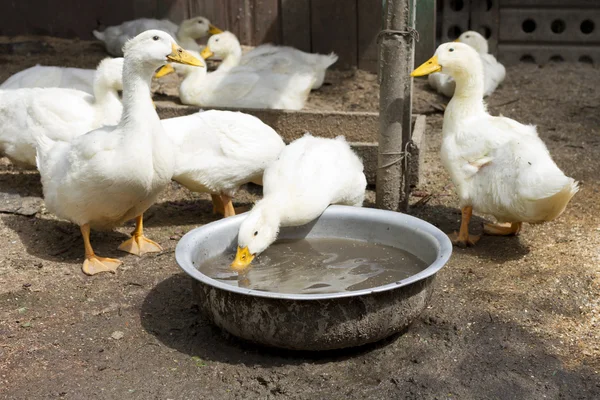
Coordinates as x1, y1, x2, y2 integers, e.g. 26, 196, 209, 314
175, 205, 452, 351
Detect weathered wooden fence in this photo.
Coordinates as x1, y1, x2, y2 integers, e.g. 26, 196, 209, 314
0, 0, 387, 71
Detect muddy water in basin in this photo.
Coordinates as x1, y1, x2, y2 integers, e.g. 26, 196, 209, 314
198, 238, 427, 294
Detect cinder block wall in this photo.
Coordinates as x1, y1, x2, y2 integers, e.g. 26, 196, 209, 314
437, 0, 600, 64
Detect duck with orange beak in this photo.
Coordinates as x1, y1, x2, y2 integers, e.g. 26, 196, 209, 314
426, 30, 505, 98
411, 43, 577, 247
231, 134, 366, 271
35, 30, 204, 275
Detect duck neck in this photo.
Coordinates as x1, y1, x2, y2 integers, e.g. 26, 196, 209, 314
443, 67, 486, 134
120, 59, 158, 128
175, 35, 199, 51
219, 46, 242, 71
255, 196, 283, 226
179, 66, 208, 103
92, 78, 121, 111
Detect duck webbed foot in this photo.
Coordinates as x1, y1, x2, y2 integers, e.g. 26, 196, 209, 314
483, 222, 522, 236
80, 223, 122, 275
83, 256, 122, 275
118, 214, 163, 256
448, 231, 481, 248
449, 205, 481, 247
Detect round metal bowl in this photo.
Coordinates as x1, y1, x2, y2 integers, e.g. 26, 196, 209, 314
176, 205, 452, 351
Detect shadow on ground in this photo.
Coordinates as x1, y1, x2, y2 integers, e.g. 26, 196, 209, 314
2, 214, 128, 263
410, 203, 530, 261
0, 169, 42, 197
139, 274, 599, 398
140, 273, 405, 367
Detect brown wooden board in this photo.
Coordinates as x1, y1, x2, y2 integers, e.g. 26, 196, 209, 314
132, 0, 159, 19
187, 0, 230, 31
0, 0, 136, 39
253, 0, 281, 44
357, 0, 382, 72
157, 0, 190, 23
226, 0, 253, 44
310, 0, 358, 69
280, 0, 311, 52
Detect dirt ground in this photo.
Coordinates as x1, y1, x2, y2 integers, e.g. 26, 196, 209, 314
1, 37, 600, 399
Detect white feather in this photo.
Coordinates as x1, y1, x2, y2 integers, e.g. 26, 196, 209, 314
162, 110, 285, 197
435, 42, 577, 224
205, 32, 337, 89
0, 58, 124, 167
236, 134, 367, 257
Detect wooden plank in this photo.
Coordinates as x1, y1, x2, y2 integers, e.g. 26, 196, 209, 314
253, 0, 280, 44
157, 0, 190, 22
357, 0, 383, 72
156, 104, 379, 143
227, 0, 253, 44
310, 0, 358, 69
280, 0, 311, 52
415, 0, 436, 65
133, 0, 159, 18
0, 0, 134, 39
187, 0, 229, 30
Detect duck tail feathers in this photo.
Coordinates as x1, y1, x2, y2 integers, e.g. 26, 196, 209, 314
33, 133, 56, 170
319, 52, 338, 69
536, 178, 579, 222
92, 30, 105, 42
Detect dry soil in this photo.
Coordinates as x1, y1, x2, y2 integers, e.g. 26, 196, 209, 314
0, 36, 599, 399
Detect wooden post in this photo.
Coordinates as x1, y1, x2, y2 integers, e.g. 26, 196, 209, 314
376, 0, 416, 211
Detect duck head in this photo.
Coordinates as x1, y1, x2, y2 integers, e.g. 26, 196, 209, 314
411, 42, 481, 79
455, 30, 489, 54
231, 202, 281, 271
179, 16, 222, 40
201, 31, 240, 60
123, 30, 203, 70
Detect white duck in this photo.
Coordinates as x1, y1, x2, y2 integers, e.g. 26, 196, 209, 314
162, 110, 285, 216
411, 43, 578, 247
428, 31, 505, 98
156, 54, 315, 110
0, 57, 124, 167
35, 30, 202, 275
93, 16, 222, 56
201, 31, 338, 89
0, 61, 119, 94
231, 134, 367, 270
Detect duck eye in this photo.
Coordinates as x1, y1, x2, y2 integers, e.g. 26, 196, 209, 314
465, 35, 470, 38
152, 35, 159, 41
449, 48, 455, 52
254, 231, 258, 236
215, 38, 220, 42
